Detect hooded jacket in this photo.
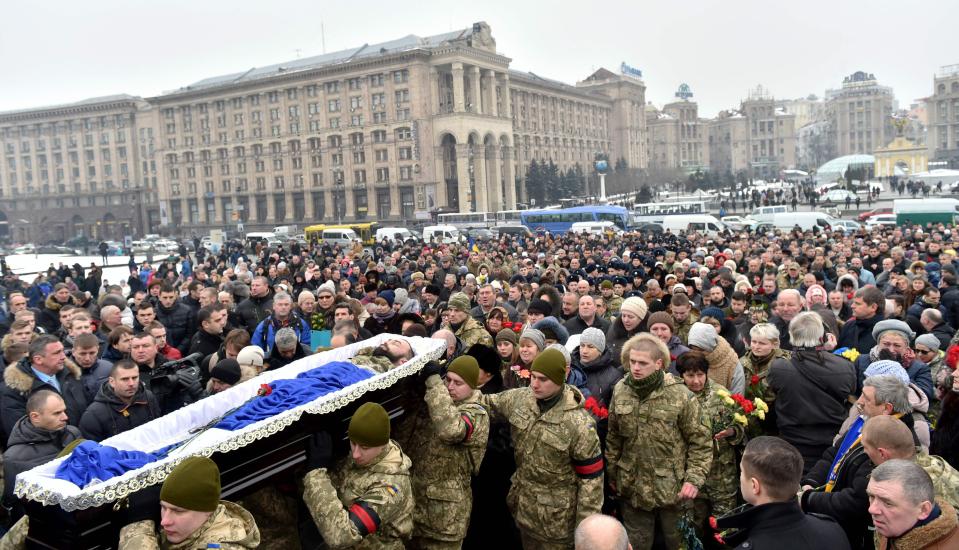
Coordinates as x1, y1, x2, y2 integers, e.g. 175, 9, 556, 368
0, 357, 88, 440
37, 294, 74, 334
2, 417, 81, 505
570, 347, 622, 407
78, 381, 161, 442
155, 299, 197, 355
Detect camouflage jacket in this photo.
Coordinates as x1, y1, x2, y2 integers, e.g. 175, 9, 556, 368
446, 317, 493, 349
303, 440, 414, 550
674, 314, 699, 346
695, 379, 745, 514
0, 517, 26, 550
607, 373, 713, 511
351, 348, 398, 374
606, 295, 624, 317
740, 348, 791, 403
480, 385, 603, 544
402, 376, 490, 541
118, 501, 261, 549
917, 452, 959, 511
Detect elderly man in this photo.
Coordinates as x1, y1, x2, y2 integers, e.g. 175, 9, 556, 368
471, 284, 518, 324
264, 327, 312, 371
769, 312, 857, 473
852, 319, 934, 401
769, 289, 804, 350
574, 515, 631, 550
799, 374, 916, 548
564, 294, 611, 336
867, 460, 959, 548
920, 309, 954, 351
252, 292, 311, 355
861, 415, 959, 510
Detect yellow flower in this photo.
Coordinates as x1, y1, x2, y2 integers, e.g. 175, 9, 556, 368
734, 413, 748, 426
754, 398, 769, 413
841, 349, 861, 362
723, 396, 735, 406
755, 410, 766, 421
715, 388, 730, 398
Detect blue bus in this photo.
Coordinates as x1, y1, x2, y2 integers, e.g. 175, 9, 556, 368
520, 205, 629, 234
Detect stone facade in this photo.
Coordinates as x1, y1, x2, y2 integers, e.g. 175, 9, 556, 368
646, 87, 708, 173
927, 64, 959, 168
826, 71, 895, 157
0, 96, 160, 243
707, 87, 796, 179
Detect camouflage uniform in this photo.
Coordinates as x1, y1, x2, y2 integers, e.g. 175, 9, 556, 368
302, 440, 414, 550
606, 373, 713, 550
118, 501, 261, 549
446, 317, 493, 349
237, 484, 301, 550
673, 313, 699, 346
0, 517, 26, 550
352, 347, 400, 374
402, 375, 490, 549
480, 386, 604, 549
693, 379, 744, 519
606, 295, 624, 318
917, 452, 959, 510
740, 348, 790, 404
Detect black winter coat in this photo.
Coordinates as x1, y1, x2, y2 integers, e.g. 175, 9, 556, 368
188, 329, 224, 370
570, 347, 621, 407
562, 315, 610, 337
932, 391, 959, 470
716, 501, 850, 550
155, 300, 197, 354
802, 437, 876, 548
3, 417, 81, 505
837, 313, 882, 354
0, 358, 89, 441
78, 382, 161, 442
941, 285, 959, 327
235, 294, 273, 335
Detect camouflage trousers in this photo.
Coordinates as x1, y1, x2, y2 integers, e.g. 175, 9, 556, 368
409, 535, 463, 550
519, 530, 572, 550
237, 484, 299, 550
0, 516, 27, 550
620, 503, 683, 550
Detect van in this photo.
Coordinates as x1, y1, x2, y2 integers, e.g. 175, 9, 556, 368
894, 198, 959, 226
569, 221, 623, 236
272, 225, 298, 238
658, 215, 726, 237
321, 228, 360, 247
245, 232, 278, 249
375, 227, 417, 245
748, 205, 789, 223
761, 212, 837, 232
422, 225, 463, 244
495, 225, 534, 238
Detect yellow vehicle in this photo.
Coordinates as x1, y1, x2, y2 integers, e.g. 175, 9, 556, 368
304, 222, 379, 246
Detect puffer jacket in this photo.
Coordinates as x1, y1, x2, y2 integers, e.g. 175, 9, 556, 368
235, 294, 274, 335
38, 294, 75, 334
155, 300, 197, 354
78, 381, 161, 442
2, 416, 81, 505
570, 347, 622, 408
0, 357, 88, 440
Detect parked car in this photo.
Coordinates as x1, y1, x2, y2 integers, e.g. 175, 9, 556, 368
632, 222, 664, 235
495, 225, 534, 238
858, 207, 893, 222
36, 245, 79, 255
822, 189, 858, 203
831, 220, 862, 234
720, 216, 753, 231
466, 228, 497, 241
13, 244, 36, 255
865, 214, 897, 229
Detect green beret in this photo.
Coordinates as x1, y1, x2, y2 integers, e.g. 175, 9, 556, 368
447, 355, 480, 389
531, 348, 567, 386
160, 456, 221, 512
348, 402, 391, 447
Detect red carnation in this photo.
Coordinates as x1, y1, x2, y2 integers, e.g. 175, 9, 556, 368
257, 384, 273, 397
708, 516, 719, 530
750, 374, 760, 386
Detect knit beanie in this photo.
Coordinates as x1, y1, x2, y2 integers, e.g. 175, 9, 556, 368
531, 348, 567, 386
687, 322, 718, 351
496, 328, 519, 346
579, 327, 606, 353
448, 292, 471, 312
393, 288, 409, 306
519, 328, 546, 351
378, 289, 396, 307
700, 306, 725, 321
210, 358, 242, 385
646, 311, 675, 332
236, 346, 264, 368
872, 319, 916, 344
915, 333, 941, 352
447, 355, 480, 389
348, 402, 391, 447
160, 456, 221, 512
526, 299, 552, 316
619, 296, 648, 321
864, 360, 910, 386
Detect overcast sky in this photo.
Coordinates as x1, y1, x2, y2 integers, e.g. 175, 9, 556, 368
2, 0, 956, 118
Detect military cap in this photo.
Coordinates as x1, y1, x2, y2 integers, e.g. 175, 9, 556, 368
530, 348, 567, 386
348, 402, 391, 447
600, 280, 614, 290
448, 292, 471, 312
160, 456, 221, 512
447, 355, 480, 389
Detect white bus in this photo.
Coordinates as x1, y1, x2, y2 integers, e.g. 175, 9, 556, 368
631, 200, 707, 223
436, 212, 495, 228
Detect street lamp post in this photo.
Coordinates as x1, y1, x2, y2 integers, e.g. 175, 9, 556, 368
594, 157, 609, 203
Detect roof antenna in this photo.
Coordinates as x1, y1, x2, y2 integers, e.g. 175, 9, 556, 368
321, 21, 326, 54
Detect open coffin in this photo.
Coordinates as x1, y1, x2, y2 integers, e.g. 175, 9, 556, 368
14, 334, 444, 548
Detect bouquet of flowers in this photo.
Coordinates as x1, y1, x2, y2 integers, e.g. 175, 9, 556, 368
713, 388, 768, 432
744, 374, 767, 401
583, 396, 609, 420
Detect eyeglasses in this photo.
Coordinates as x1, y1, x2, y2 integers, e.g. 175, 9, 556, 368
916, 348, 935, 354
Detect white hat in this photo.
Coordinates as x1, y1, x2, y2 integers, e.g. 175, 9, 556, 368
236, 346, 264, 367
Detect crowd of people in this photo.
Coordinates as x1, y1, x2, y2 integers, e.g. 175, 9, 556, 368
0, 215, 958, 549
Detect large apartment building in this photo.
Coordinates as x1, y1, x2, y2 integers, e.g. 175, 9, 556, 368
707, 86, 796, 179
0, 22, 647, 239
646, 84, 709, 173
928, 64, 959, 168
826, 71, 895, 157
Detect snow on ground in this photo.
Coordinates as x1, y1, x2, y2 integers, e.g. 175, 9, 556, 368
4, 253, 158, 284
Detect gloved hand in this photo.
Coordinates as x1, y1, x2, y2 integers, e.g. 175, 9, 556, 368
122, 483, 162, 525
306, 431, 334, 471
419, 361, 445, 383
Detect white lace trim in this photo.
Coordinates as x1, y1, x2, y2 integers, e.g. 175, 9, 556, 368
14, 335, 444, 511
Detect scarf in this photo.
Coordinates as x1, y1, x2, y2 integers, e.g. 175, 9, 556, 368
825, 415, 865, 492
373, 310, 395, 324
625, 369, 664, 402
537, 388, 565, 413
868, 346, 917, 372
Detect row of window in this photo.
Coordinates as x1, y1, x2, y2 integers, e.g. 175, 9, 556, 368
3, 131, 129, 155
168, 166, 414, 197
1, 114, 130, 140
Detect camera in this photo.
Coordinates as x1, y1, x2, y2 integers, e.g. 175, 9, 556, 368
149, 353, 205, 413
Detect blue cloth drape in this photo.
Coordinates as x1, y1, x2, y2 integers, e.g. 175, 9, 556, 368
54, 361, 374, 487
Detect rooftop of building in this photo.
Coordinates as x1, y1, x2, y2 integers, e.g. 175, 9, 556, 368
0, 94, 140, 118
